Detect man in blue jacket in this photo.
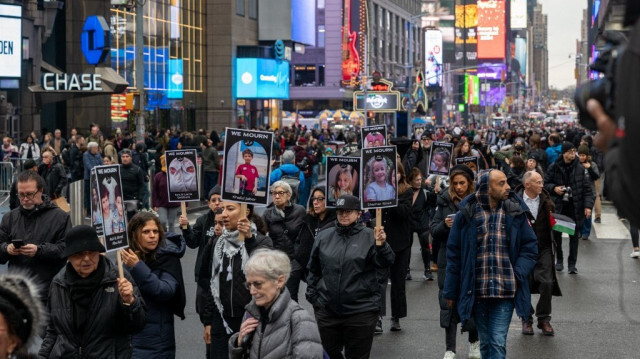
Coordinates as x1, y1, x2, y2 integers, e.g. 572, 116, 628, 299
269, 150, 305, 202
443, 169, 538, 359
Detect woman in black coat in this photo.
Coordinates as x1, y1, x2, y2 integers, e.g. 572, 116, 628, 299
430, 165, 479, 358
406, 167, 438, 281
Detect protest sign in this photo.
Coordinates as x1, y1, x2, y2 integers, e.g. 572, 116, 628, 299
90, 168, 104, 237
455, 156, 480, 175
361, 125, 387, 149
165, 149, 200, 202
326, 156, 361, 208
94, 165, 129, 252
361, 146, 398, 209
428, 142, 454, 176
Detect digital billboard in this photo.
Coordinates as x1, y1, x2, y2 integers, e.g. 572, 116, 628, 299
236, 58, 290, 99
514, 37, 527, 84
259, 0, 316, 46
425, 30, 443, 87
480, 86, 506, 106
0, 4, 22, 78
455, 1, 478, 66
478, 0, 506, 59
511, 0, 527, 29
465, 74, 480, 105
478, 62, 506, 80
167, 59, 183, 99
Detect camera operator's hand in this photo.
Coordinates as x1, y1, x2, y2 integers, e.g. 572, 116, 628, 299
587, 99, 617, 152
554, 186, 565, 196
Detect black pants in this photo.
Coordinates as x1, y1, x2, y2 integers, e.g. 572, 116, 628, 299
445, 323, 479, 353
315, 309, 379, 359
431, 234, 441, 267
555, 217, 582, 268
195, 286, 210, 358
389, 246, 411, 318
529, 248, 554, 322
408, 230, 431, 272
286, 268, 305, 302
209, 307, 242, 359
376, 267, 389, 317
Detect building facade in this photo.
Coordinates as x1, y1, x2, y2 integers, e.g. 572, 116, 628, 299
532, 2, 548, 93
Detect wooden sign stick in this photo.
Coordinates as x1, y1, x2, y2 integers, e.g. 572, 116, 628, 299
117, 249, 124, 279
239, 203, 248, 242
375, 208, 382, 246
181, 202, 187, 229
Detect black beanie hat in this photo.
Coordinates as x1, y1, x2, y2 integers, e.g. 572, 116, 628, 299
561, 142, 576, 154
449, 164, 475, 182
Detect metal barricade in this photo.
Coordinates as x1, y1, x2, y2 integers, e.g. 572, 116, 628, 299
69, 180, 84, 226
0, 161, 15, 206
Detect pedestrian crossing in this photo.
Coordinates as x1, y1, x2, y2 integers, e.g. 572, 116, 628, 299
593, 213, 631, 240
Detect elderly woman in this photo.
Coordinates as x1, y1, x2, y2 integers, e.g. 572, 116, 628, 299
121, 212, 187, 358
199, 201, 272, 359
263, 181, 307, 301
229, 249, 323, 358
40, 225, 146, 358
306, 194, 394, 359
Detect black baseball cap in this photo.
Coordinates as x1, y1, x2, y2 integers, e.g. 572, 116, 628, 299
335, 195, 361, 211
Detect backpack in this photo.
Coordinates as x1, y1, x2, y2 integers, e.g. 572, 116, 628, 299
280, 170, 301, 204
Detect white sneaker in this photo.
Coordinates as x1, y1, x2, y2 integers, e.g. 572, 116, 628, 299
443, 351, 456, 359
468, 341, 481, 359
631, 251, 640, 258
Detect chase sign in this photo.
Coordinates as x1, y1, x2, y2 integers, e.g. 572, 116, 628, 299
81, 16, 110, 65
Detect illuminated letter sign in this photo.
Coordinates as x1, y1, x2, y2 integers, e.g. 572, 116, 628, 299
42, 73, 104, 91
81, 16, 110, 65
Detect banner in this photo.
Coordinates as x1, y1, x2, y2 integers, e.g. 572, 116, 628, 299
425, 30, 443, 87
361, 125, 387, 149
165, 149, 200, 202
510, 0, 527, 29
326, 156, 361, 207
477, 0, 506, 59
361, 146, 398, 209
94, 165, 129, 252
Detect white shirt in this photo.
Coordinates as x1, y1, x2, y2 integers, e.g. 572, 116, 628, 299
523, 192, 540, 219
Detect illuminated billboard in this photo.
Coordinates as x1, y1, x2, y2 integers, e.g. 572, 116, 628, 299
235, 58, 290, 99
478, 0, 506, 59
455, 1, 478, 66
425, 30, 443, 88
478, 62, 506, 80
480, 86, 506, 106
465, 74, 480, 105
0, 4, 22, 78
259, 0, 316, 46
514, 37, 527, 84
511, 0, 527, 29
167, 59, 183, 99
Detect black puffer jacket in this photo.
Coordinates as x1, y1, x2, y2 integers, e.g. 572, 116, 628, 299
120, 163, 145, 201
544, 157, 594, 219
430, 190, 459, 248
182, 210, 217, 282
0, 196, 71, 298
263, 203, 306, 267
38, 162, 68, 199
199, 233, 273, 323
306, 222, 395, 316
381, 189, 413, 251
39, 257, 147, 359
409, 186, 438, 232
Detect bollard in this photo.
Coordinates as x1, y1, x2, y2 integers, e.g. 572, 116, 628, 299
69, 180, 84, 226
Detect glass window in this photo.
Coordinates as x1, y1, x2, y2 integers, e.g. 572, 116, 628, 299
249, 0, 257, 19
318, 25, 325, 47
386, 10, 390, 30
236, 0, 244, 16
318, 0, 325, 9
294, 65, 317, 86
319, 64, 325, 86
379, 8, 383, 28
373, 37, 378, 56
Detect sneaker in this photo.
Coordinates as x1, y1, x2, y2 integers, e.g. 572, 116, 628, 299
594, 217, 601, 224
374, 317, 383, 334
568, 267, 578, 274
443, 351, 456, 359
556, 263, 564, 272
423, 270, 434, 281
468, 341, 481, 359
390, 317, 401, 331
582, 236, 589, 240
631, 251, 640, 258
405, 272, 412, 281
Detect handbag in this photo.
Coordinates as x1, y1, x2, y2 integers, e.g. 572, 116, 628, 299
53, 196, 70, 212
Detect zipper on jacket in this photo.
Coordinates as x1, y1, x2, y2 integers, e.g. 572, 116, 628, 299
230, 256, 234, 317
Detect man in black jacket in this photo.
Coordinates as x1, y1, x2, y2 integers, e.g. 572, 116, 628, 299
0, 170, 71, 301
38, 149, 68, 199
544, 142, 594, 274
119, 149, 145, 202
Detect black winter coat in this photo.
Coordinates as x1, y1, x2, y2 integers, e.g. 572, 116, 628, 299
120, 163, 145, 201
70, 145, 84, 181
263, 203, 306, 268
0, 196, 71, 298
430, 190, 460, 249
409, 186, 438, 231
297, 210, 337, 272
199, 233, 273, 323
182, 210, 217, 282
38, 162, 68, 199
544, 157, 594, 219
380, 189, 413, 251
39, 257, 146, 359
306, 222, 395, 316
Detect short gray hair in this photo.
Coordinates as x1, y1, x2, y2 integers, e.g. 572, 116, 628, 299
523, 170, 541, 184
245, 249, 291, 282
271, 180, 292, 195
282, 150, 295, 164
87, 142, 99, 149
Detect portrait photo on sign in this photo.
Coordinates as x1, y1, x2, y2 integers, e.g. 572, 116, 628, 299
455, 156, 480, 175
361, 125, 387, 148
429, 142, 454, 176
94, 165, 129, 252
165, 149, 200, 202
221, 128, 273, 205
361, 146, 398, 209
326, 156, 361, 207
90, 169, 103, 237
413, 127, 425, 140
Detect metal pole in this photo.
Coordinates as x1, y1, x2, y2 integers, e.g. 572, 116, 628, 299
70, 180, 83, 226
135, 0, 146, 138
407, 20, 413, 136
363, 30, 369, 126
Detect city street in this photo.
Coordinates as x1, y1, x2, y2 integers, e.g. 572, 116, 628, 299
166, 202, 640, 359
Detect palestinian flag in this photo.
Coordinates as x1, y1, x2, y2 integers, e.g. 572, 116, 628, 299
550, 213, 576, 235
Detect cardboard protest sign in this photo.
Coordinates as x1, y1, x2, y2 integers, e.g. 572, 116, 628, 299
455, 156, 480, 175
361, 146, 398, 209
361, 125, 387, 149
165, 149, 200, 202
90, 168, 104, 237
326, 156, 361, 208
94, 165, 129, 252
428, 142, 454, 176
221, 128, 274, 205
413, 126, 425, 140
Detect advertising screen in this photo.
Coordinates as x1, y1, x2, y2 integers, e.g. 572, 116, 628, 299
477, 0, 506, 59
167, 59, 184, 99
455, 1, 478, 67
236, 58, 290, 99
514, 37, 527, 84
478, 62, 506, 80
511, 0, 527, 29
480, 86, 506, 106
292, 0, 316, 46
425, 30, 443, 87
465, 74, 480, 105
0, 4, 22, 78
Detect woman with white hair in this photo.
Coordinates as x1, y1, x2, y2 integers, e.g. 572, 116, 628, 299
229, 249, 323, 359
262, 181, 307, 302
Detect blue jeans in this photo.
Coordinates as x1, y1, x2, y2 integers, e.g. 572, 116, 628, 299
204, 171, 219, 198
582, 212, 593, 238
474, 298, 514, 359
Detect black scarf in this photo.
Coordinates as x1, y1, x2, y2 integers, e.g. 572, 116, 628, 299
66, 257, 105, 333
26, 145, 32, 159
147, 253, 186, 320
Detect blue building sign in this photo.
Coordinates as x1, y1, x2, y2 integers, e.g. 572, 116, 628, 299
235, 58, 290, 99
81, 16, 110, 65
167, 59, 183, 99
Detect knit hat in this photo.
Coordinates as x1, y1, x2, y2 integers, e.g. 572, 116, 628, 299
62, 225, 106, 258
561, 142, 576, 154
297, 137, 307, 145
449, 164, 475, 182
208, 185, 221, 198
578, 144, 590, 156
0, 274, 43, 350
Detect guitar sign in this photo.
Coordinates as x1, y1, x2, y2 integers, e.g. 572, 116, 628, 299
342, 0, 360, 82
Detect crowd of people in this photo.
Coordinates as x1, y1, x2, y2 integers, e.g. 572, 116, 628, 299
0, 119, 614, 359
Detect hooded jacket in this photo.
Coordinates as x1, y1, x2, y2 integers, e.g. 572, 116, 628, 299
544, 156, 594, 219
269, 164, 305, 189
306, 222, 395, 316
39, 257, 146, 359
0, 195, 71, 299
129, 232, 186, 359
442, 171, 538, 325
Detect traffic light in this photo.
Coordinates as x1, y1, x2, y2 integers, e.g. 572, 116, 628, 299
126, 91, 140, 111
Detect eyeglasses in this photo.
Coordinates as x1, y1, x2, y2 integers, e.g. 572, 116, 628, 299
271, 191, 287, 197
18, 191, 40, 200
337, 209, 356, 216
244, 280, 265, 290
312, 197, 325, 202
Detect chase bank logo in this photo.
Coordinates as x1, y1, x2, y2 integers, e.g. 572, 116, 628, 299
241, 72, 253, 85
